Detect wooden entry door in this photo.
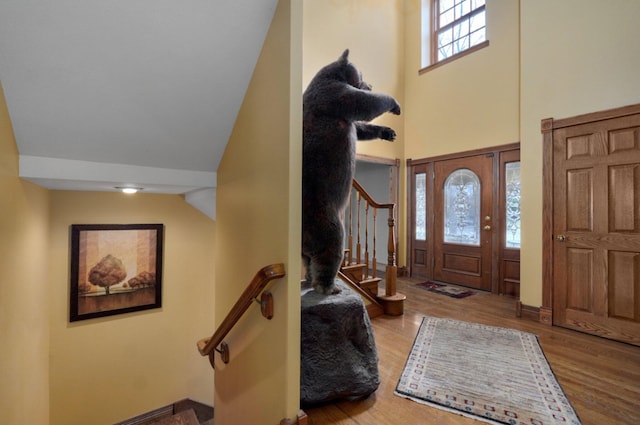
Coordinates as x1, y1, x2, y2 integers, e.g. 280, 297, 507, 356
550, 109, 640, 346
433, 155, 493, 290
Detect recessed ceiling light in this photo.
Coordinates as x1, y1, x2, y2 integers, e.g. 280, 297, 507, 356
115, 186, 143, 194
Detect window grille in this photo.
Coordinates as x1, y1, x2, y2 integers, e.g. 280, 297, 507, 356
426, 0, 487, 67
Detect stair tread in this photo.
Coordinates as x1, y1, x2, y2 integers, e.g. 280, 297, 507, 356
360, 277, 382, 284
377, 288, 407, 300
148, 409, 199, 425
341, 262, 367, 270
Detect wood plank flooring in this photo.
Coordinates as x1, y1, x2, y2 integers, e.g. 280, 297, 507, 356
304, 277, 640, 425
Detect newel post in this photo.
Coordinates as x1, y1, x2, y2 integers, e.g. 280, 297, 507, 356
385, 205, 397, 297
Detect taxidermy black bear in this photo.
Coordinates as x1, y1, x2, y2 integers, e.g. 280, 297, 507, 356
302, 49, 401, 295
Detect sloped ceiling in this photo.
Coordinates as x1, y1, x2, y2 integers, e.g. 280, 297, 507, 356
0, 0, 278, 199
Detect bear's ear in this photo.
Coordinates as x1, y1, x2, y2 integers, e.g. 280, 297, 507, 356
339, 49, 350, 63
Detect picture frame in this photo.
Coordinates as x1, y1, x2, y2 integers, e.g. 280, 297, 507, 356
70, 224, 164, 322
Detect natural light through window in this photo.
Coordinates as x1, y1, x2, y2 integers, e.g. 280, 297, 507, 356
505, 161, 521, 248
444, 168, 480, 246
415, 173, 427, 241
433, 0, 486, 63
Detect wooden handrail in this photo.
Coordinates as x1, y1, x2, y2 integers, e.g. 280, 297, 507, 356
352, 179, 398, 275
346, 179, 404, 315
197, 263, 286, 367
352, 179, 394, 209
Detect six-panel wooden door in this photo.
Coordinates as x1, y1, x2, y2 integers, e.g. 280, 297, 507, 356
552, 112, 640, 345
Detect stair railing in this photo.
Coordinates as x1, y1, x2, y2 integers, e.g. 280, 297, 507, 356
197, 263, 286, 369
348, 179, 399, 299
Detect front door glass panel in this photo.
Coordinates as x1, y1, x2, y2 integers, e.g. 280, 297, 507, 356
444, 168, 480, 245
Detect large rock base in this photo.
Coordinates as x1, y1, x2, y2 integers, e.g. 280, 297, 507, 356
300, 279, 380, 405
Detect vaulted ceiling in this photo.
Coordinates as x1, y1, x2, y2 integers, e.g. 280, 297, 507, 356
0, 0, 279, 201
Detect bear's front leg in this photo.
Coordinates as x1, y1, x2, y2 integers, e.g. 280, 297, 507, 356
355, 122, 397, 141
390, 100, 401, 115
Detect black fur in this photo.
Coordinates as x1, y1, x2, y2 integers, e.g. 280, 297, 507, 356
302, 49, 401, 295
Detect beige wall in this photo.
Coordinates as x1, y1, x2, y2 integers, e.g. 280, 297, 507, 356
0, 84, 51, 424
519, 0, 640, 306
403, 0, 520, 158
213, 0, 302, 423
48, 192, 215, 425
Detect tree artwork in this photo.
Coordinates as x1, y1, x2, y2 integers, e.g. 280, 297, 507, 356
88, 254, 127, 295
126, 271, 156, 289
70, 224, 163, 322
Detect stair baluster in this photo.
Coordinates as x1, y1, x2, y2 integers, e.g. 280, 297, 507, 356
356, 191, 362, 267
347, 190, 353, 266
372, 207, 377, 279
339, 179, 405, 316
364, 200, 369, 280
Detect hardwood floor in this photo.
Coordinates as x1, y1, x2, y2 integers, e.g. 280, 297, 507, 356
304, 277, 640, 425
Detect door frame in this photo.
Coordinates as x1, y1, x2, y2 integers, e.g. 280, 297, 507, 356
356, 153, 401, 272
541, 103, 640, 326
356, 153, 400, 211
407, 142, 520, 294
433, 154, 494, 290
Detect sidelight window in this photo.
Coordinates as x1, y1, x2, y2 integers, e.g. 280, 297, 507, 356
505, 161, 521, 248
415, 172, 427, 241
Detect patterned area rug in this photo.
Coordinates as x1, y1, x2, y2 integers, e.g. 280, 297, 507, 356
416, 281, 476, 298
395, 317, 582, 425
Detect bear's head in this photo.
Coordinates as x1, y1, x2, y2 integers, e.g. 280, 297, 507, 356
312, 49, 371, 91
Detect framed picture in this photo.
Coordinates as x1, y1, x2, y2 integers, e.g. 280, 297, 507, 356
70, 224, 164, 322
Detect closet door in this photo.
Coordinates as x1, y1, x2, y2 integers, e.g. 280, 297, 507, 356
553, 112, 640, 345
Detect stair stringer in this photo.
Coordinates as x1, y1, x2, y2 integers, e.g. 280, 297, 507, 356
336, 270, 384, 318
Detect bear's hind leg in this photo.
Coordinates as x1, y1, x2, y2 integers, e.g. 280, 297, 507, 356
302, 254, 312, 283
308, 249, 343, 295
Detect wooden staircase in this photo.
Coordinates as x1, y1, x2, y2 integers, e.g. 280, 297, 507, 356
341, 249, 382, 298
114, 399, 213, 425
339, 179, 405, 317
148, 409, 200, 425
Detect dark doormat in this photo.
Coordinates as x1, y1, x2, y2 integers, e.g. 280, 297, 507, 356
415, 281, 476, 299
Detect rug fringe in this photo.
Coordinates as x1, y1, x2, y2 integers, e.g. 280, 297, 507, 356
394, 391, 503, 425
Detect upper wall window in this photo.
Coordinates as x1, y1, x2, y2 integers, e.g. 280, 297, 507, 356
422, 0, 488, 71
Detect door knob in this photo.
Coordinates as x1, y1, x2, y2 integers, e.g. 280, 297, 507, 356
556, 234, 566, 241
483, 225, 491, 231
